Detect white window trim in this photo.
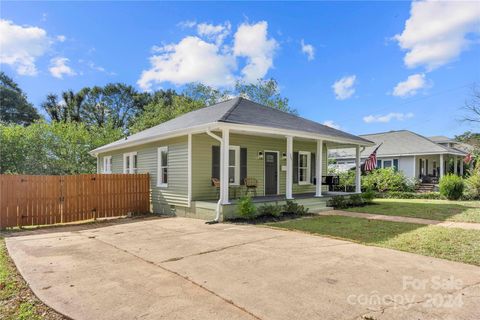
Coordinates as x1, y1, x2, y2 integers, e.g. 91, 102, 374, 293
298, 151, 311, 185
103, 156, 112, 174
123, 152, 137, 174
229, 145, 240, 185
157, 147, 168, 187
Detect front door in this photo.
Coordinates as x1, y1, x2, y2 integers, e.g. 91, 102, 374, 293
264, 152, 278, 195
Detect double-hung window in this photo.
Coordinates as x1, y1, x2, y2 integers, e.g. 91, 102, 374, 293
103, 156, 112, 174
157, 147, 168, 187
298, 151, 311, 185
123, 152, 137, 174
229, 146, 240, 185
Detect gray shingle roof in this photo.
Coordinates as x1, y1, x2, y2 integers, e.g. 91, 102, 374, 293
92, 97, 372, 154
330, 130, 467, 158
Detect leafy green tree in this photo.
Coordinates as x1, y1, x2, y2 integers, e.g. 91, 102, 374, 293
235, 79, 297, 114
183, 83, 230, 106
0, 121, 122, 174
130, 95, 204, 133
0, 72, 41, 125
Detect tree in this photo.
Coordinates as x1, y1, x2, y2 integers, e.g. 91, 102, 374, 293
0, 121, 123, 175
130, 95, 204, 133
0, 72, 41, 125
41, 83, 148, 130
235, 79, 297, 114
183, 83, 230, 106
463, 84, 480, 124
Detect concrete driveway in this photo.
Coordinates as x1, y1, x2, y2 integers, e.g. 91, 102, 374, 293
6, 217, 480, 320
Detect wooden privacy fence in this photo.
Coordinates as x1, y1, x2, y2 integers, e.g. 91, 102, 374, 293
0, 174, 150, 229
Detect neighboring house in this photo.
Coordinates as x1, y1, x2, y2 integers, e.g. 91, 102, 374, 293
90, 97, 372, 221
329, 130, 469, 182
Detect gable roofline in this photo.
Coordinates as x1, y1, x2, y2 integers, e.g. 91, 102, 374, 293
358, 129, 463, 154
90, 96, 373, 155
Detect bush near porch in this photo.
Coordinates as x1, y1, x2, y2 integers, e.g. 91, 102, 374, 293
235, 197, 310, 222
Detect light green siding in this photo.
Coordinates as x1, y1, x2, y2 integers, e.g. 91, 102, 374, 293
98, 136, 188, 213
191, 133, 328, 201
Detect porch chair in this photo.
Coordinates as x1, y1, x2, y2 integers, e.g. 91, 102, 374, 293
211, 178, 220, 199
244, 177, 258, 197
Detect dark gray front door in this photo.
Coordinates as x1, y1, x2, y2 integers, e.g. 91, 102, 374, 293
264, 152, 278, 195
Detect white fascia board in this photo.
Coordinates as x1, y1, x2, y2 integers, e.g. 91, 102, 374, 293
218, 123, 374, 147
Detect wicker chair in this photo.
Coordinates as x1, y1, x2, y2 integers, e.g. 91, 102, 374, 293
211, 178, 221, 199
244, 177, 258, 197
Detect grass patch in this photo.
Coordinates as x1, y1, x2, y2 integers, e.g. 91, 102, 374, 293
344, 198, 480, 223
267, 216, 480, 266
0, 237, 65, 320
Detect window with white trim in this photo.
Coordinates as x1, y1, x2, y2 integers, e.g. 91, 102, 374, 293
298, 151, 311, 185
157, 147, 168, 187
123, 152, 137, 174
103, 156, 112, 174
229, 146, 240, 185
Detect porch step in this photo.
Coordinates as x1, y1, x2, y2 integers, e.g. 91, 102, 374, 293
416, 183, 437, 193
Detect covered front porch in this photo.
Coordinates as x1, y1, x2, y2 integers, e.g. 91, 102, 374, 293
189, 124, 372, 221
415, 152, 468, 183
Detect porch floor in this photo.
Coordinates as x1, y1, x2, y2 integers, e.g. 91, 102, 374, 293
199, 192, 357, 204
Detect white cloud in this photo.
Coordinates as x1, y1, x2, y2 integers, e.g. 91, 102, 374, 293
233, 21, 278, 83
332, 75, 357, 100
56, 35, 66, 42
363, 112, 414, 123
394, 0, 480, 70
197, 22, 231, 45
138, 21, 278, 90
392, 73, 428, 97
323, 120, 341, 130
0, 19, 50, 76
137, 36, 236, 90
301, 39, 315, 61
49, 57, 76, 79
178, 20, 196, 29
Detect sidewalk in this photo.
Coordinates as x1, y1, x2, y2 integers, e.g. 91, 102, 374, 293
319, 210, 480, 231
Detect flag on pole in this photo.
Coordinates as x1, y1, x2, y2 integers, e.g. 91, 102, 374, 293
363, 143, 382, 172
464, 153, 472, 165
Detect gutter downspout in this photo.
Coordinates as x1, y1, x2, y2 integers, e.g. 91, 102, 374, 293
206, 128, 222, 224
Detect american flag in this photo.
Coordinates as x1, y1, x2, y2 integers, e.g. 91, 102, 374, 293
464, 153, 473, 165
363, 144, 382, 172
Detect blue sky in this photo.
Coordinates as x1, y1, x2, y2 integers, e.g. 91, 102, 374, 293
1, 1, 479, 137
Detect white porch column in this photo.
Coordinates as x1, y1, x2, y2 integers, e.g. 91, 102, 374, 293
221, 128, 230, 204
439, 154, 444, 179
286, 135, 293, 199
355, 145, 361, 193
454, 156, 458, 176
315, 139, 323, 197
460, 158, 464, 177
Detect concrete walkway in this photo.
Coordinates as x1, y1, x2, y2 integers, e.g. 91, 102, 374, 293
6, 217, 480, 320
320, 210, 480, 230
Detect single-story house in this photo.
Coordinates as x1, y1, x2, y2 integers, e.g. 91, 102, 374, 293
329, 130, 470, 182
90, 97, 373, 221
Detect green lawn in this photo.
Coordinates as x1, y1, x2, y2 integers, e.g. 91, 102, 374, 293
0, 238, 63, 320
344, 199, 480, 223
267, 216, 480, 266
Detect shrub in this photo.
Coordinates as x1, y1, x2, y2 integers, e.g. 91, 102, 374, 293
283, 200, 309, 215
327, 196, 349, 209
439, 174, 464, 200
257, 203, 282, 217
237, 196, 256, 219
362, 168, 411, 192
375, 191, 444, 200
464, 172, 480, 200
361, 190, 375, 204
349, 194, 364, 206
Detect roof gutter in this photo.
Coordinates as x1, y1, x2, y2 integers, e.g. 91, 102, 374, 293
205, 128, 223, 224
